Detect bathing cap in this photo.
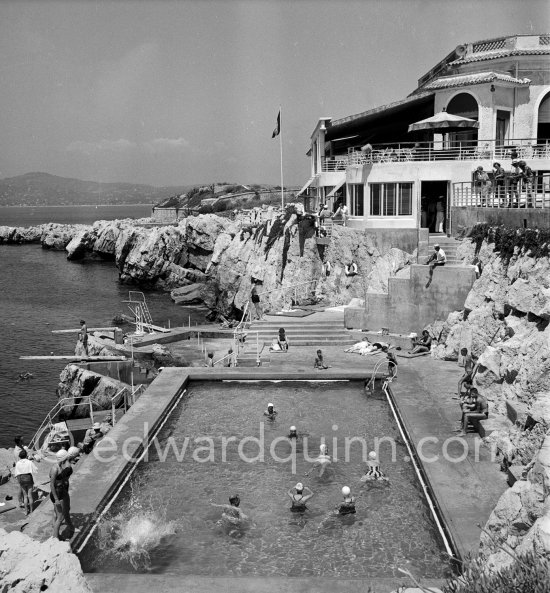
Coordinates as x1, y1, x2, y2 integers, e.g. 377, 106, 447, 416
295, 482, 303, 491
268, 403, 274, 408
369, 451, 377, 460
290, 426, 296, 431
56, 449, 69, 461
68, 446, 80, 458
342, 486, 351, 496
93, 422, 101, 429
320, 444, 328, 454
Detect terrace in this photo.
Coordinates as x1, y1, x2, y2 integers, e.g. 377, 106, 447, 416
322, 138, 550, 171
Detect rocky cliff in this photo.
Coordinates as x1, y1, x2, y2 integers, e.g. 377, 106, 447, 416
0, 527, 92, 592
0, 211, 413, 315
425, 225, 550, 570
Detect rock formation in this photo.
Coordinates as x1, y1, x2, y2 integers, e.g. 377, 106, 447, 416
0, 527, 92, 592
424, 226, 550, 571
56, 364, 129, 417
0, 211, 414, 316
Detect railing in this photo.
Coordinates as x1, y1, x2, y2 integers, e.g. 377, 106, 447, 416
28, 395, 102, 451
453, 173, 550, 208
322, 138, 550, 170
123, 291, 155, 334
366, 357, 397, 392
235, 207, 281, 228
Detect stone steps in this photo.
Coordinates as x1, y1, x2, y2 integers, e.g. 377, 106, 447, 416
248, 320, 354, 346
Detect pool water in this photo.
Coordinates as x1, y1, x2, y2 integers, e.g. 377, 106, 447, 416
80, 381, 452, 578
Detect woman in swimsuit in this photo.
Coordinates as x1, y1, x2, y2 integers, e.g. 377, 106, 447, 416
361, 451, 388, 482
49, 448, 75, 540
338, 486, 356, 515
287, 482, 314, 513
305, 444, 332, 478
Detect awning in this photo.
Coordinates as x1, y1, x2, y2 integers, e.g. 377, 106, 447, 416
296, 176, 317, 197
326, 177, 346, 198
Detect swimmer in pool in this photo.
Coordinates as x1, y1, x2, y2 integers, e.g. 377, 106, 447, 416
287, 482, 314, 513
361, 451, 389, 482
263, 402, 278, 420
211, 494, 247, 526
288, 426, 297, 439
305, 444, 332, 478
338, 486, 356, 515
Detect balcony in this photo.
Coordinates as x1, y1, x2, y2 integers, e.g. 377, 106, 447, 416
321, 138, 550, 171
452, 173, 550, 209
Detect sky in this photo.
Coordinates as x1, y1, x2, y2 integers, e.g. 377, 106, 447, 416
0, 0, 548, 188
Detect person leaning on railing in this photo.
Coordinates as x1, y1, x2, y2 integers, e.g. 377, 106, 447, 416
493, 163, 506, 205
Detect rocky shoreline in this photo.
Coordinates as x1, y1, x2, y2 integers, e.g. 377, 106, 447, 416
3, 215, 550, 587
0, 211, 413, 316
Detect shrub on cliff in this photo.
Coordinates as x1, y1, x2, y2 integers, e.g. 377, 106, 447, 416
444, 552, 550, 593
469, 223, 550, 263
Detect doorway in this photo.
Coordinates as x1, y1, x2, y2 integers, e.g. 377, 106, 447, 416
420, 181, 449, 234
496, 110, 510, 146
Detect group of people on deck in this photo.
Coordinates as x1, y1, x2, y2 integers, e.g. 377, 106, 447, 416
211, 402, 389, 530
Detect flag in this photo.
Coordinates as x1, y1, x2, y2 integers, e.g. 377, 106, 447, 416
272, 110, 280, 138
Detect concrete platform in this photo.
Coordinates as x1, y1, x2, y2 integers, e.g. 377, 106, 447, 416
388, 357, 508, 559
86, 574, 446, 593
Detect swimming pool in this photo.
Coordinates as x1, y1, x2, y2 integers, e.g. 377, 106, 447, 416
79, 380, 453, 578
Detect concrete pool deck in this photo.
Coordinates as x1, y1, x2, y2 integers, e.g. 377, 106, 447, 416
19, 322, 508, 591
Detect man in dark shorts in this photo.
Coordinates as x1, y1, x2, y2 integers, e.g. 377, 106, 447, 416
80, 319, 88, 355
457, 348, 476, 396
457, 388, 489, 435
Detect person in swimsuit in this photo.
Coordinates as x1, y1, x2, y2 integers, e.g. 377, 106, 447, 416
361, 451, 388, 482
288, 426, 297, 439
80, 319, 88, 355
338, 486, 356, 515
263, 403, 278, 420
277, 328, 289, 351
49, 448, 75, 540
211, 495, 247, 526
305, 444, 332, 478
287, 482, 314, 513
14, 449, 38, 515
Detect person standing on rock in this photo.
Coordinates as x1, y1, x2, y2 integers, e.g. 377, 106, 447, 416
250, 280, 265, 321
80, 319, 88, 355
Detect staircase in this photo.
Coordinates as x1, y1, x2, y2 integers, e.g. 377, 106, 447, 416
418, 234, 464, 265
248, 319, 356, 348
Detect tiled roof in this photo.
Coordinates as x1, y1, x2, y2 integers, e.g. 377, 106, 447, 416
421, 71, 531, 91
450, 48, 550, 65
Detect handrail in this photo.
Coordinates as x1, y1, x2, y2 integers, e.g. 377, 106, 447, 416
324, 138, 550, 169
28, 395, 103, 451
452, 172, 550, 209
366, 357, 397, 392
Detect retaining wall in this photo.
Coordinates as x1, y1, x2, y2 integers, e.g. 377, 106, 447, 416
345, 264, 476, 334
452, 206, 550, 231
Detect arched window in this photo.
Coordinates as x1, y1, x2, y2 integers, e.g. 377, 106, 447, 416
446, 93, 479, 145
538, 90, 550, 142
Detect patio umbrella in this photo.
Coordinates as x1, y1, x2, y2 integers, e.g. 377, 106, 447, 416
408, 109, 479, 133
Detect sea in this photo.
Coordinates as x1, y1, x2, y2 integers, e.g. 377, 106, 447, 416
0, 205, 205, 448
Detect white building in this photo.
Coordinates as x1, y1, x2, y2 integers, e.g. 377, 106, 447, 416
300, 34, 550, 237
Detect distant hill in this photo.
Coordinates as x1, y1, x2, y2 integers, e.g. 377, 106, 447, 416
0, 172, 188, 207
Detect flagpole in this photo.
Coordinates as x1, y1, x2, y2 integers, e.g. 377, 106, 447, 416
279, 106, 284, 209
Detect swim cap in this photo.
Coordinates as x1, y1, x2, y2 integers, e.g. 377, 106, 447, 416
320, 444, 328, 454
369, 451, 377, 460
342, 486, 351, 496
290, 426, 296, 431
56, 449, 69, 462
295, 482, 303, 491
68, 446, 80, 458
268, 403, 274, 408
